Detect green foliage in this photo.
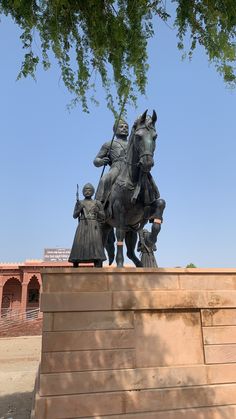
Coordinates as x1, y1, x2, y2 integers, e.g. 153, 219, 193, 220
0, 0, 236, 113
175, 0, 236, 85
186, 263, 197, 268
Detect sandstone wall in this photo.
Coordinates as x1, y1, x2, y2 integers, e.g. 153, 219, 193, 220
32, 268, 236, 418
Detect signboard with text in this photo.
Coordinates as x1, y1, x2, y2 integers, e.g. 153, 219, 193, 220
44, 248, 71, 262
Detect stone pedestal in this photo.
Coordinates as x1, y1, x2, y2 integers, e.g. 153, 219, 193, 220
32, 268, 236, 418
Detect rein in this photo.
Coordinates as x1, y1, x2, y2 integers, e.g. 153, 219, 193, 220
126, 151, 153, 166
126, 123, 154, 167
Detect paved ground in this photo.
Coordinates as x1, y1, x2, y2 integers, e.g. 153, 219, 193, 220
0, 336, 41, 419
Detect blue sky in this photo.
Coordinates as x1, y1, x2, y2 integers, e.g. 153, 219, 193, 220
0, 11, 235, 267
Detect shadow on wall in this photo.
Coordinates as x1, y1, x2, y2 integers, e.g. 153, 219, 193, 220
39, 302, 235, 418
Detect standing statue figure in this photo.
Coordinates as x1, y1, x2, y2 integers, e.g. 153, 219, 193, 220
68, 183, 106, 268
94, 119, 129, 204
137, 227, 158, 268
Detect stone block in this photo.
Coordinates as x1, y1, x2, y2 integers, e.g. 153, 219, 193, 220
203, 326, 236, 344
207, 363, 236, 382
201, 308, 236, 326
39, 364, 236, 395
52, 311, 134, 331
81, 405, 236, 419
35, 392, 124, 418
112, 290, 236, 310
42, 330, 135, 352
135, 311, 204, 367
39, 365, 210, 396
125, 383, 236, 413
40, 291, 112, 312
41, 349, 135, 373
205, 344, 236, 364
179, 274, 236, 290
108, 273, 179, 291
42, 313, 53, 331
43, 273, 108, 292
35, 384, 236, 418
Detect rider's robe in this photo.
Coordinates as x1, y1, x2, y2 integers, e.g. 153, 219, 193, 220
95, 139, 128, 203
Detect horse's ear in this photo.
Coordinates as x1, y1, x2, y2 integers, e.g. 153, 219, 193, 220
140, 109, 148, 125
152, 110, 157, 125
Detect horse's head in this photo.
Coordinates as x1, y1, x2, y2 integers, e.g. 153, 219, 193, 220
132, 109, 157, 173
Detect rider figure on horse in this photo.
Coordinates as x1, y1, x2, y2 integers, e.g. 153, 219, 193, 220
93, 119, 129, 205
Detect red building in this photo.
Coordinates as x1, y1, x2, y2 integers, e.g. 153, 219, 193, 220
0, 260, 69, 318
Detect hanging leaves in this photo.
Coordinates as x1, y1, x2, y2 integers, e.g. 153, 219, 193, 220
0, 0, 236, 113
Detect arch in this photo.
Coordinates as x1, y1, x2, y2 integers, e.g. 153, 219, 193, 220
2, 275, 22, 287
27, 275, 40, 310
1, 277, 22, 317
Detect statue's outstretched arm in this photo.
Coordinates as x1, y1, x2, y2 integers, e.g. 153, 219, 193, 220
93, 142, 111, 167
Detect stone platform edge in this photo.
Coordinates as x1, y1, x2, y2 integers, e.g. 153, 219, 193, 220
39, 267, 236, 273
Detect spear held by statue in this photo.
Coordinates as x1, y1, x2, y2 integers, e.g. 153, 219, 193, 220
100, 87, 130, 179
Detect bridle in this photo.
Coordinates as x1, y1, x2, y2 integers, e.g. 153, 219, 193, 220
126, 123, 155, 166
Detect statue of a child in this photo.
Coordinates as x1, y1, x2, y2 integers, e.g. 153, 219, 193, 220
68, 183, 106, 267
137, 228, 158, 268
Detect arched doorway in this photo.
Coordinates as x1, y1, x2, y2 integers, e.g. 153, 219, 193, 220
1, 278, 22, 317
27, 276, 40, 317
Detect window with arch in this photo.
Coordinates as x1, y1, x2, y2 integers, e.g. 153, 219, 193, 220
27, 276, 40, 304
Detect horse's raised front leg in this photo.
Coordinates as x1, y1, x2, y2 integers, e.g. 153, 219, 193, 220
125, 231, 143, 267
116, 228, 125, 267
149, 198, 166, 239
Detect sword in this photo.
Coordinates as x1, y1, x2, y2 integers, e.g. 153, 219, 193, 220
76, 184, 79, 201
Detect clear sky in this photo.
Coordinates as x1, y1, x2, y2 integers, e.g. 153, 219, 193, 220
0, 10, 235, 267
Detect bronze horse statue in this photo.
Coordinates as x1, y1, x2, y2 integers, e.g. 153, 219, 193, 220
102, 110, 166, 267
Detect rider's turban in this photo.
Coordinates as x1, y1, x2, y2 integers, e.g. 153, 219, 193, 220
82, 183, 95, 196
113, 118, 129, 133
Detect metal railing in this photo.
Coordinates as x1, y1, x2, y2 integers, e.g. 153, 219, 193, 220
0, 307, 41, 334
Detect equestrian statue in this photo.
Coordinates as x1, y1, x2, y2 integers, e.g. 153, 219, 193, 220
94, 110, 166, 268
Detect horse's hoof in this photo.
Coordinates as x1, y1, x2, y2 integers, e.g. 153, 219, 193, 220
109, 255, 115, 265
135, 261, 143, 268
117, 262, 124, 268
